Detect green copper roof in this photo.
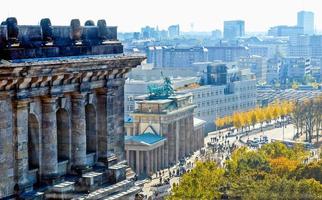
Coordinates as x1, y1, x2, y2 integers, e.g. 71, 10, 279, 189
125, 133, 166, 145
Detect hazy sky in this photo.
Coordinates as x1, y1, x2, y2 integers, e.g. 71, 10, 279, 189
3, 0, 322, 32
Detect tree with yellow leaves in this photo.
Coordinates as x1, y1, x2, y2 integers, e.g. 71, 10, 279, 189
250, 110, 257, 129
243, 111, 253, 132
264, 106, 273, 124
215, 117, 224, 129
255, 107, 265, 131
232, 113, 242, 134
271, 104, 280, 121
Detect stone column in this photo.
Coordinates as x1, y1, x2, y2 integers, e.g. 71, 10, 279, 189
157, 147, 161, 171
150, 151, 154, 174
13, 99, 31, 189
135, 151, 140, 175
71, 93, 87, 169
168, 123, 176, 165
97, 86, 118, 164
175, 121, 179, 163
128, 151, 132, 169
184, 117, 190, 156
179, 119, 185, 159
126, 150, 130, 165
192, 129, 196, 152
97, 89, 109, 162
146, 150, 150, 176
189, 116, 194, 154
161, 123, 169, 168
41, 97, 58, 179
154, 149, 158, 172
0, 95, 14, 196
140, 151, 144, 175
113, 80, 126, 161
161, 145, 164, 169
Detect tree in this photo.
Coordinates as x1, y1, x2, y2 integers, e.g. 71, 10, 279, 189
263, 106, 273, 124
291, 100, 305, 138
250, 110, 257, 129
269, 157, 299, 176
168, 161, 225, 200
271, 104, 280, 121
313, 96, 322, 143
233, 113, 242, 134
302, 99, 316, 142
294, 160, 322, 183
255, 107, 265, 131
168, 142, 321, 200
215, 118, 224, 129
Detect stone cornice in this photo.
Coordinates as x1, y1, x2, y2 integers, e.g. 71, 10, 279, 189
0, 55, 146, 99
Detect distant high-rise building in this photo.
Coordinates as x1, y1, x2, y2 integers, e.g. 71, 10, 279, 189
268, 25, 304, 37
168, 24, 180, 38
223, 20, 245, 40
297, 11, 314, 35
141, 26, 157, 39
211, 29, 222, 40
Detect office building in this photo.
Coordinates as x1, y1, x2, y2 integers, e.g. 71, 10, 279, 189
224, 20, 245, 40
297, 11, 314, 35
238, 55, 267, 82
207, 46, 248, 62
168, 24, 180, 38
179, 64, 257, 131
268, 26, 304, 38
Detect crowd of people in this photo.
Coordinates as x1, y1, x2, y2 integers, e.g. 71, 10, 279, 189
205, 132, 239, 165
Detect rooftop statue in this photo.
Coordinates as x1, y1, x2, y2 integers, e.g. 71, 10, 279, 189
148, 75, 174, 99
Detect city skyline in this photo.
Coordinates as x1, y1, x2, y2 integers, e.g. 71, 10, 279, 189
2, 0, 322, 32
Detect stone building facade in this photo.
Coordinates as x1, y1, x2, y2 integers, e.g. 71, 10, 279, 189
124, 93, 206, 177
0, 18, 145, 199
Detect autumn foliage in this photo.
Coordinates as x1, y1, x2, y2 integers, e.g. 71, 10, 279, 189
168, 142, 322, 200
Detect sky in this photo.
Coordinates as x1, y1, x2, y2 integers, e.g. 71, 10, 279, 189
3, 0, 322, 32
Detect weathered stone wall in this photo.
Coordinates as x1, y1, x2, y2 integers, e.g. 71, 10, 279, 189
0, 95, 14, 197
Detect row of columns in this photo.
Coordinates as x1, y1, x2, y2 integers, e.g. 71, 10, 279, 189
127, 145, 165, 176
13, 85, 123, 188
166, 116, 195, 166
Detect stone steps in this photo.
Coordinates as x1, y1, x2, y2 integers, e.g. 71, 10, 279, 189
76, 172, 104, 192
45, 181, 75, 200
102, 185, 141, 200
78, 179, 133, 200
125, 167, 136, 180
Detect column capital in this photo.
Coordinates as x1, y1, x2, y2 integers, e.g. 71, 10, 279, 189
13, 98, 30, 108
71, 92, 87, 99
41, 96, 58, 104
96, 87, 115, 96
0, 91, 13, 100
